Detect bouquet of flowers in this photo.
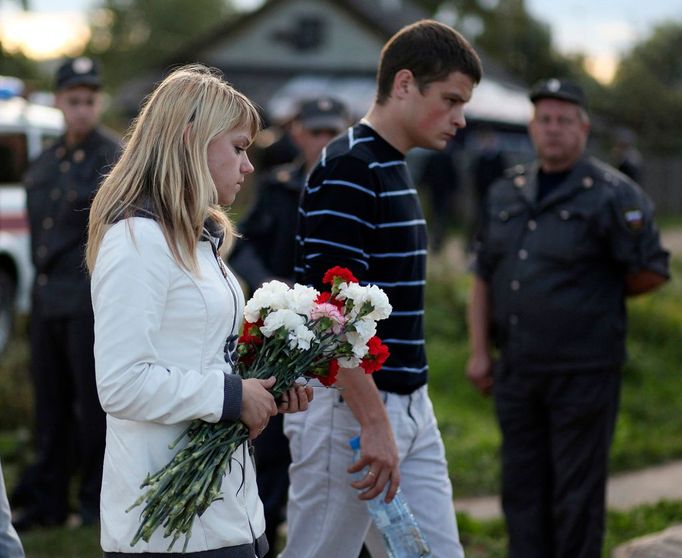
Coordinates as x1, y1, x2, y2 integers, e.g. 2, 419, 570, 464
127, 266, 392, 551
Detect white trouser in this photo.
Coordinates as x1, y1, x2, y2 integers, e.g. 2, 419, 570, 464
0, 460, 24, 558
280, 385, 463, 558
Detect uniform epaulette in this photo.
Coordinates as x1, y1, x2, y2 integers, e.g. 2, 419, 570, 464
504, 163, 526, 178
267, 162, 297, 185
589, 157, 633, 191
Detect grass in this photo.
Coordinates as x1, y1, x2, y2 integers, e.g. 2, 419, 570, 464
457, 500, 682, 558
11, 502, 682, 558
1, 237, 681, 557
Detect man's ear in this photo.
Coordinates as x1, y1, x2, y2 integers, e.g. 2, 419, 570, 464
392, 69, 415, 100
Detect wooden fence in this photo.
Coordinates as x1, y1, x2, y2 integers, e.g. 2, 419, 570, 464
642, 157, 682, 216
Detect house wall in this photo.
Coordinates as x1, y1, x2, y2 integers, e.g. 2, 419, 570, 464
202, 0, 385, 72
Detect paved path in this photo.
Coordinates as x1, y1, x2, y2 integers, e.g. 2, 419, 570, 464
455, 460, 682, 519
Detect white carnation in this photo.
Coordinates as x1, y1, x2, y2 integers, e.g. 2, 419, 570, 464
260, 309, 305, 337
244, 280, 291, 322
288, 324, 316, 350
351, 340, 369, 359
337, 282, 364, 302
364, 285, 392, 321
338, 282, 392, 321
338, 356, 361, 369
285, 284, 319, 317
350, 318, 376, 344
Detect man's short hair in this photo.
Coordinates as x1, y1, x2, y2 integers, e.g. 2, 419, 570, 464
376, 19, 482, 105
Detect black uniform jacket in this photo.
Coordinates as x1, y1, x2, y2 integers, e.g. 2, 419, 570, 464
229, 161, 305, 293
473, 156, 669, 373
24, 128, 120, 317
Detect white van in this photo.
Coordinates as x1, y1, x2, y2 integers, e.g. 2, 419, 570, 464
0, 77, 64, 352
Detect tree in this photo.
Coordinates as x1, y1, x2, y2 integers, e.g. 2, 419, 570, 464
421, 0, 589, 86
0, 42, 45, 88
602, 23, 682, 154
86, 0, 236, 91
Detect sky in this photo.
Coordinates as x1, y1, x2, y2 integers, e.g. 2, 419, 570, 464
1, 0, 681, 82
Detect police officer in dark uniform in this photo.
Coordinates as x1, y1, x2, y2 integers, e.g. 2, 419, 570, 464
12, 57, 120, 530
229, 96, 348, 554
467, 79, 669, 558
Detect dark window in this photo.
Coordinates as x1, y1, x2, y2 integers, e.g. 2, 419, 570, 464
0, 133, 28, 184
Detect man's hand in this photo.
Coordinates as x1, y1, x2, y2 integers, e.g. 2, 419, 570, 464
467, 352, 493, 395
241, 376, 278, 439
277, 384, 314, 413
347, 422, 400, 503
336, 367, 400, 503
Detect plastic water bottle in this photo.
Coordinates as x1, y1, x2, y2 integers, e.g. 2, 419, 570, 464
348, 436, 432, 558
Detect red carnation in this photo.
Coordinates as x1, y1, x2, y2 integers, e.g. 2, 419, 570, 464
322, 266, 358, 286
315, 291, 331, 304
315, 290, 345, 310
239, 320, 263, 346
319, 359, 340, 387
360, 336, 390, 374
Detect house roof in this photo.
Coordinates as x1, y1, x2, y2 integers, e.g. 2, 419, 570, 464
168, 0, 428, 64
116, 0, 531, 125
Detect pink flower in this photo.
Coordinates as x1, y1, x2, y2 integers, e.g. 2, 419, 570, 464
311, 302, 346, 334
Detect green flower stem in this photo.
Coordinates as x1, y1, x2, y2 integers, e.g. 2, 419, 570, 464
128, 326, 344, 549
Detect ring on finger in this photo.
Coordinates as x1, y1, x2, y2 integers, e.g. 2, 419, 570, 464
367, 471, 376, 477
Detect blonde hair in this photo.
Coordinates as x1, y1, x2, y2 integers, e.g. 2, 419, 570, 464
86, 64, 261, 273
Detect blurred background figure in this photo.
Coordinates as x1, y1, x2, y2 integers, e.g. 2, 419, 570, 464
415, 140, 459, 253
469, 125, 506, 249
0, 459, 24, 558
255, 113, 300, 175
468, 77, 669, 558
11, 57, 120, 531
229, 95, 349, 555
612, 126, 644, 184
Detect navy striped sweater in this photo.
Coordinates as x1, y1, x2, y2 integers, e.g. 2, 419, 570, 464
295, 123, 428, 394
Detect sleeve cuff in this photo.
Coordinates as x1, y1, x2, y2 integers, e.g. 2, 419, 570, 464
221, 373, 243, 422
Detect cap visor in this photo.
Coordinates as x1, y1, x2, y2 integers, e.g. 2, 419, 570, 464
57, 76, 101, 91
301, 116, 346, 132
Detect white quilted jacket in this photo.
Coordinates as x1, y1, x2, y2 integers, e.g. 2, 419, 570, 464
91, 217, 264, 553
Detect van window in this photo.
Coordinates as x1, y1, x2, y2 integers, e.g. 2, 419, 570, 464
0, 133, 28, 184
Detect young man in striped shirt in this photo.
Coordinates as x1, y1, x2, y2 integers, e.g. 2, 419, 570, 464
281, 20, 482, 558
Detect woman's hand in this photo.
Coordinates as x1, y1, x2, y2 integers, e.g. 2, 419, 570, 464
241, 376, 278, 439
277, 384, 314, 414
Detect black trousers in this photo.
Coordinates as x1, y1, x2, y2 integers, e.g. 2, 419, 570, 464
15, 305, 106, 521
253, 413, 290, 555
493, 364, 621, 558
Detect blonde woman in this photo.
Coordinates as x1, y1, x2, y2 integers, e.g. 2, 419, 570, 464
87, 65, 311, 557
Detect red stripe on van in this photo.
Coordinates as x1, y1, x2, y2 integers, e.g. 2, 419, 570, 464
0, 213, 29, 233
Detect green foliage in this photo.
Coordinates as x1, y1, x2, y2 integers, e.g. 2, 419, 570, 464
424, 266, 501, 497
600, 22, 682, 154
603, 501, 682, 554
0, 318, 32, 431
611, 258, 682, 469
457, 501, 682, 558
417, 0, 593, 86
0, 41, 48, 88
11, 502, 682, 558
19, 524, 101, 558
